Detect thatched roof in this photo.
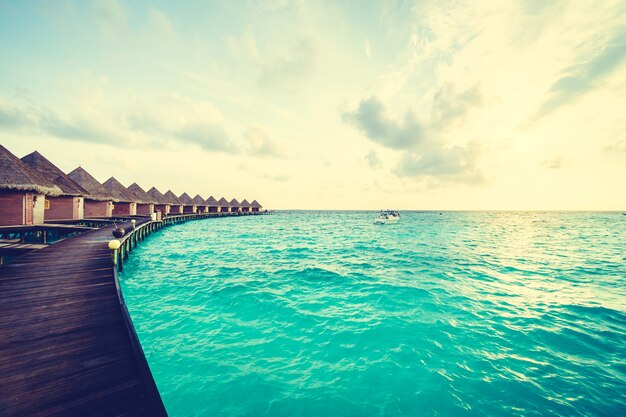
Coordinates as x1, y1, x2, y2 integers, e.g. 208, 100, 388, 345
178, 192, 195, 205
68, 167, 115, 201
127, 183, 157, 204
229, 198, 240, 207
218, 197, 229, 206
0, 145, 62, 196
164, 190, 183, 205
21, 151, 87, 197
251, 200, 262, 208
102, 177, 137, 203
192, 194, 206, 206
147, 187, 170, 205
206, 195, 219, 206
240, 199, 251, 208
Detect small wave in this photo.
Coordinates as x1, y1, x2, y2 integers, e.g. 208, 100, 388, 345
119, 211, 626, 417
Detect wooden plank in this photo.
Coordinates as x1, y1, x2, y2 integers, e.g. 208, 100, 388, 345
0, 219, 167, 417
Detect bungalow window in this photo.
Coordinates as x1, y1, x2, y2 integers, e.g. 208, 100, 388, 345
44, 200, 50, 210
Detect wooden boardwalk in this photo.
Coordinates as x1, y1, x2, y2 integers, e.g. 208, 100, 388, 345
0, 217, 167, 417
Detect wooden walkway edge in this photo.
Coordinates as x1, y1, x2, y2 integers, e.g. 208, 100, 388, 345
0, 212, 265, 416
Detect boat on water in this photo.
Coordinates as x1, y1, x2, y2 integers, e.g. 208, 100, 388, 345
374, 210, 400, 225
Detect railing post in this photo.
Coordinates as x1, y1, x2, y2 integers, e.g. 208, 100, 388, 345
109, 239, 121, 269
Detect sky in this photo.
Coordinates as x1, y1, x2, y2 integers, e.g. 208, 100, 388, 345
0, 0, 625, 210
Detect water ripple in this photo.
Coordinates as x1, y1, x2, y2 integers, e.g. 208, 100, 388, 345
120, 211, 626, 417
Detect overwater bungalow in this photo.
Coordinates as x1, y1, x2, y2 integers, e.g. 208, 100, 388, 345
127, 183, 156, 216
206, 195, 219, 213
192, 195, 208, 213
21, 151, 87, 221
251, 200, 262, 212
230, 198, 241, 213
178, 192, 197, 214
240, 199, 251, 213
67, 167, 115, 217
147, 187, 171, 216
102, 177, 137, 216
164, 190, 184, 214
218, 197, 230, 213
0, 144, 61, 226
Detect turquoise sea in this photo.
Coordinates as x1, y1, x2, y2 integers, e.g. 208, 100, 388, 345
120, 211, 626, 417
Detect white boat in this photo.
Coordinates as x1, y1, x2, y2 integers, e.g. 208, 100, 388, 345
374, 210, 400, 225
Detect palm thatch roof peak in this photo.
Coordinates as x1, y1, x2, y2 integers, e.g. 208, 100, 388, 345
164, 190, 183, 205
147, 187, 170, 205
206, 195, 219, 206
192, 194, 206, 205
229, 198, 240, 207
67, 166, 115, 201
21, 151, 88, 197
240, 199, 251, 207
0, 145, 62, 196
218, 197, 229, 206
178, 192, 195, 205
102, 177, 137, 203
127, 182, 157, 204
251, 200, 262, 208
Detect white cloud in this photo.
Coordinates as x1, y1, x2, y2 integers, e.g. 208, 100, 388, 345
225, 28, 260, 62
92, 0, 127, 34
344, 94, 483, 184
540, 156, 565, 169
257, 38, 317, 89
365, 150, 381, 169
148, 8, 177, 41
0, 91, 237, 152
243, 126, 286, 157
364, 39, 371, 59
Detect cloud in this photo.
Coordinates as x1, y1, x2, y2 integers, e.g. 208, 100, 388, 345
343, 97, 425, 150
0, 95, 123, 145
225, 28, 317, 92
0, 93, 289, 156
148, 8, 177, 41
535, 30, 626, 119
225, 28, 259, 61
176, 123, 232, 152
0, 93, 238, 152
0, 98, 37, 129
605, 139, 626, 152
262, 173, 289, 182
344, 95, 483, 184
264, 0, 289, 10
257, 38, 317, 89
364, 39, 371, 59
365, 150, 381, 169
126, 95, 239, 152
39, 111, 123, 145
243, 126, 286, 157
432, 84, 482, 129
540, 156, 565, 169
395, 144, 483, 184
93, 0, 127, 34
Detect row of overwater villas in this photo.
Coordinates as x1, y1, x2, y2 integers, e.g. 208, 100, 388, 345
0, 145, 264, 226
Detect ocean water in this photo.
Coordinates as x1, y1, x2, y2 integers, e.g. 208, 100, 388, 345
120, 211, 626, 417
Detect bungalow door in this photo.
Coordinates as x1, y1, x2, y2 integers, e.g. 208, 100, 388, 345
24, 194, 34, 225
75, 198, 84, 219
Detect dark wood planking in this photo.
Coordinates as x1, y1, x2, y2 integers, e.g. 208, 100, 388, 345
0, 218, 168, 417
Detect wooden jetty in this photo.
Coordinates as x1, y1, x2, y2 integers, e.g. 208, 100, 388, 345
0, 211, 270, 416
